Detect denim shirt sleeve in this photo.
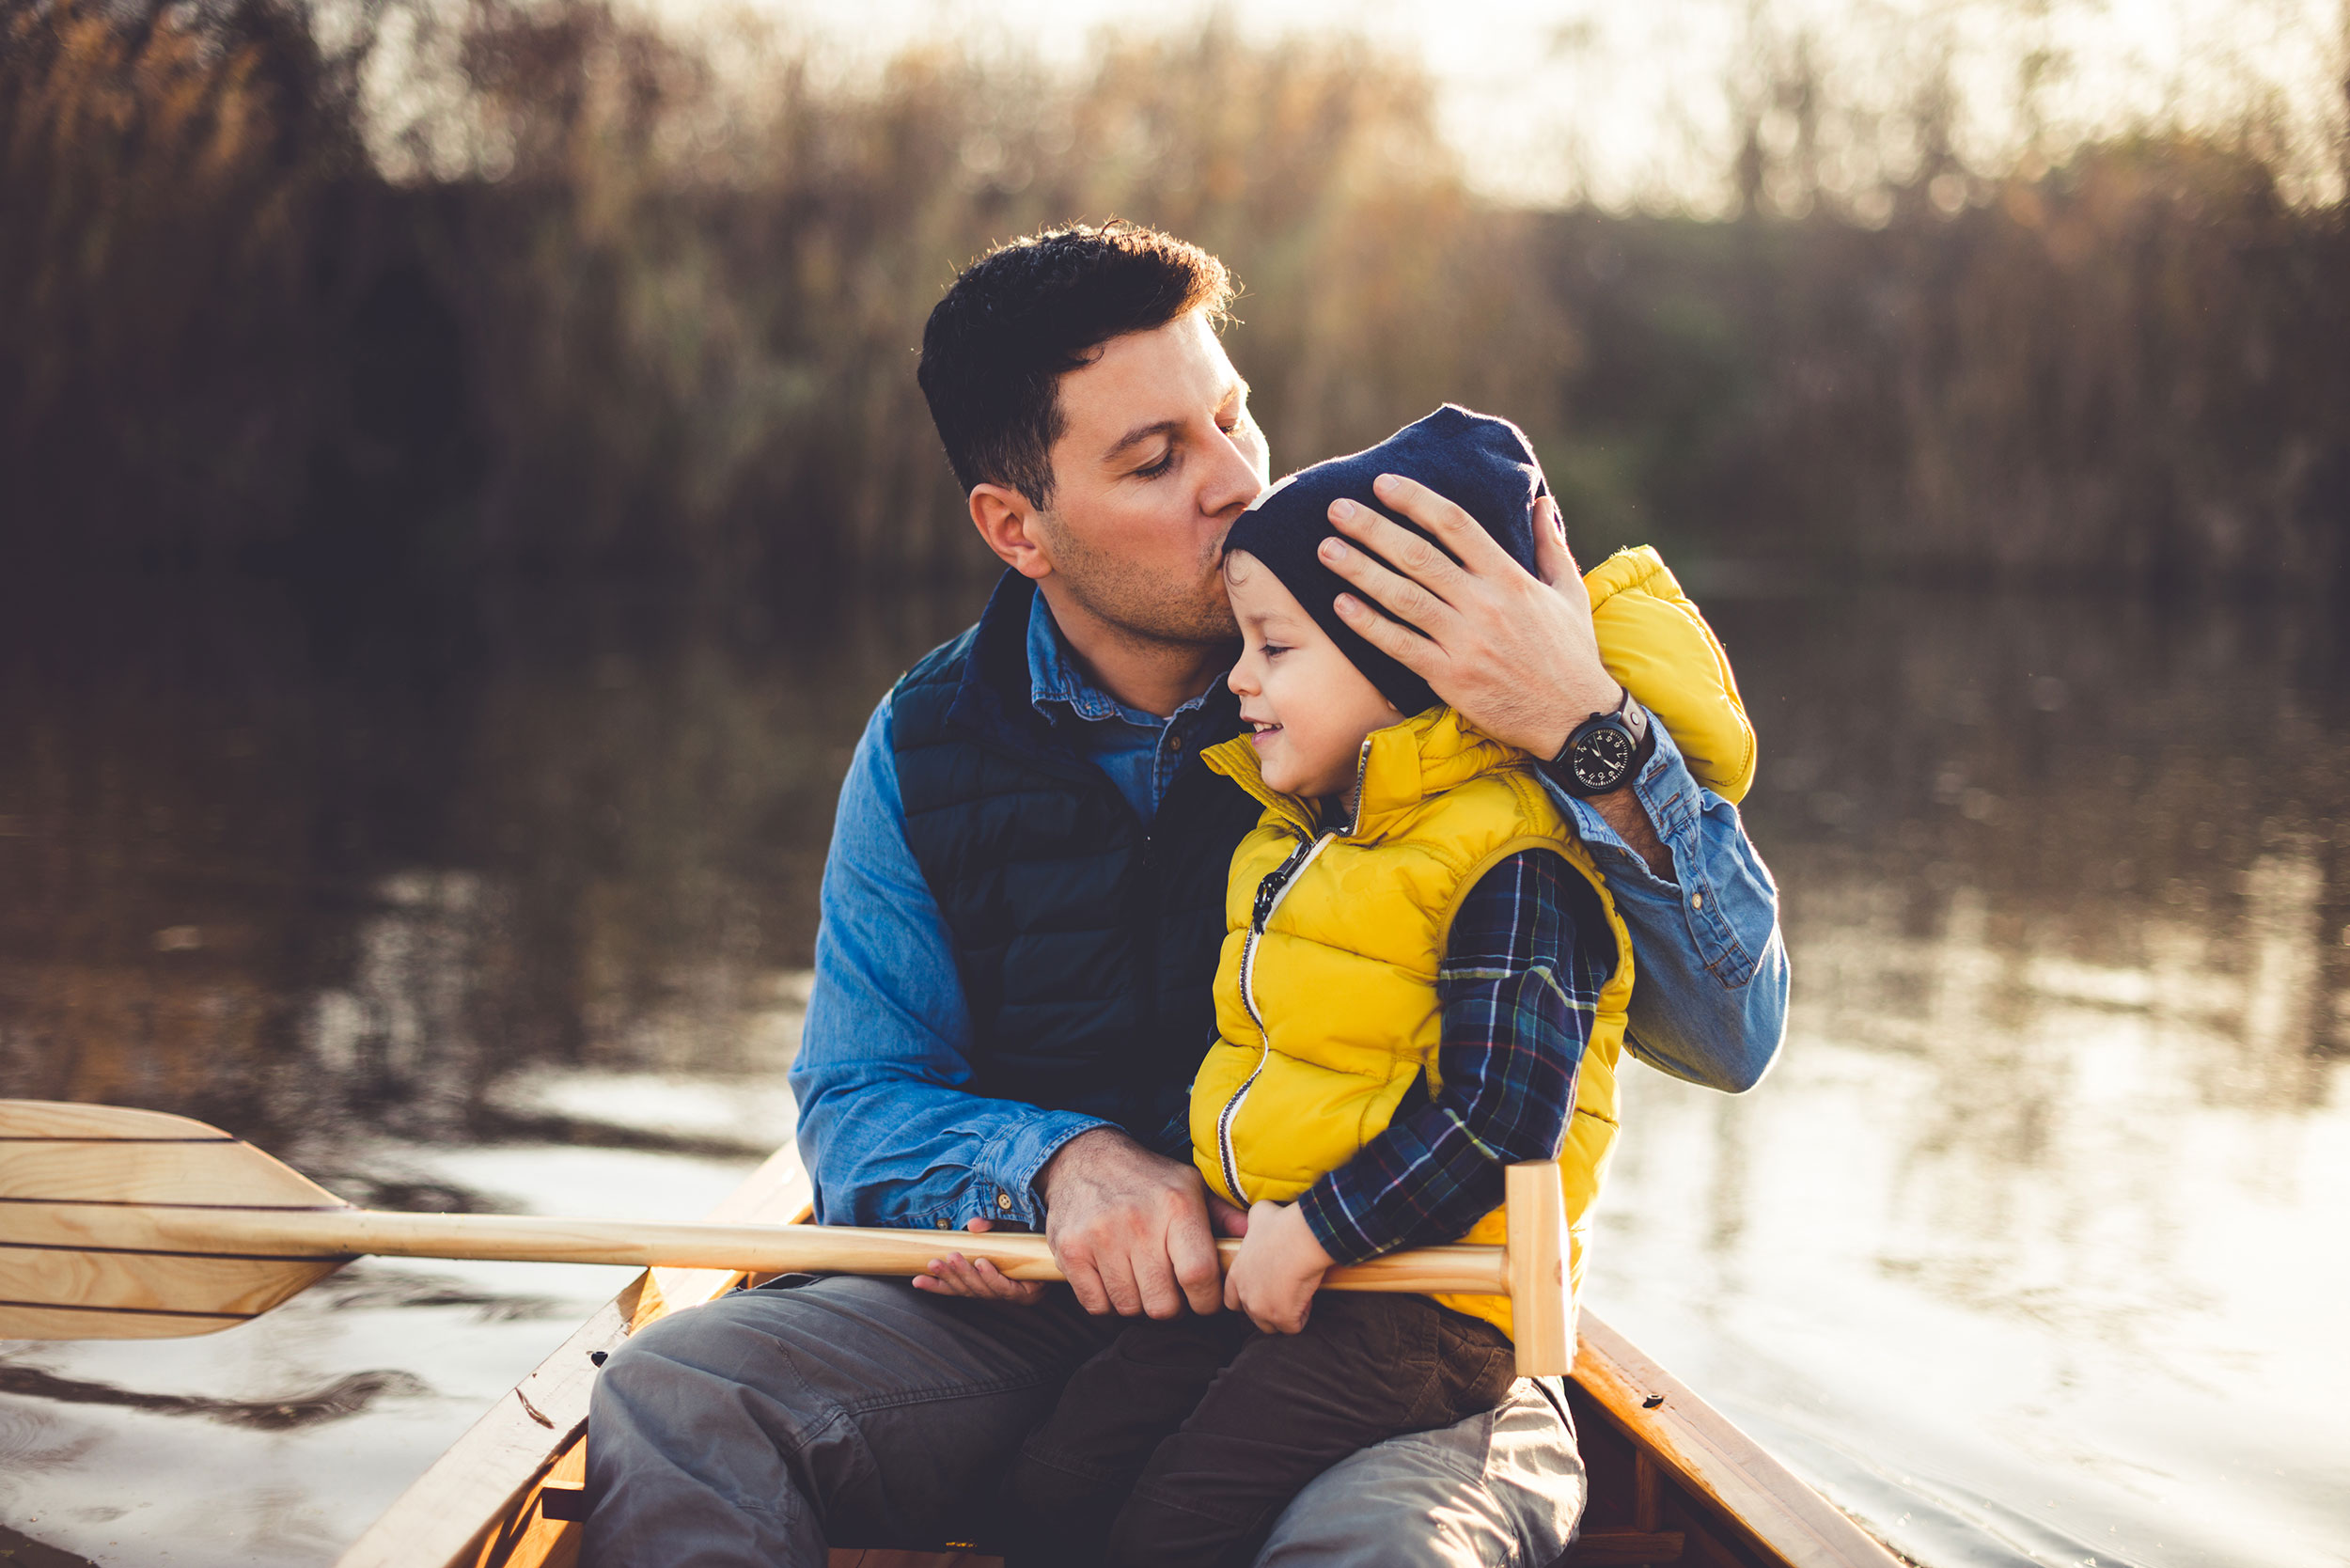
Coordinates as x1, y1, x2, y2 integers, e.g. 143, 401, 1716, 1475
788, 697, 1109, 1230
1540, 722, 1791, 1092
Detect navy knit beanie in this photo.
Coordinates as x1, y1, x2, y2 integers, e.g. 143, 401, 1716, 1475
1223, 404, 1548, 719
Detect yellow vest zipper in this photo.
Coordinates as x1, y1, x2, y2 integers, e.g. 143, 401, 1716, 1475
1215, 829, 1333, 1204
1213, 739, 1369, 1205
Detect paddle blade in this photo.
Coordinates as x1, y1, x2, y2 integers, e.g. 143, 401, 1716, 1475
0, 1100, 353, 1340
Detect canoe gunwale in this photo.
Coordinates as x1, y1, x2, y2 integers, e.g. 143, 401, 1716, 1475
335, 1140, 1900, 1568
1566, 1314, 1902, 1568
332, 1144, 814, 1568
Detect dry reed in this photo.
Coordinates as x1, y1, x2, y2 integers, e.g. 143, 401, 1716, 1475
2, 0, 2343, 588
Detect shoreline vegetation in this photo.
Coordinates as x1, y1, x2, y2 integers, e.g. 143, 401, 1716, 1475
3, 0, 2347, 591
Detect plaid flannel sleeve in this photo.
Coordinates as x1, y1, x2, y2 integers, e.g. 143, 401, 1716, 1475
1295, 848, 1615, 1265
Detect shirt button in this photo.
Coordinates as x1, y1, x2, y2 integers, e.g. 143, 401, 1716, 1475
1168, 734, 1184, 751
1690, 893, 1704, 909
996, 1191, 1013, 1211
934, 1217, 951, 1229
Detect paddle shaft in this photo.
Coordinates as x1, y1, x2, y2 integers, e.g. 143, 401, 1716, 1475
1, 1100, 1560, 1364
124, 1206, 1512, 1295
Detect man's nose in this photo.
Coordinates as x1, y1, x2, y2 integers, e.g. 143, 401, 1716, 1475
1198, 426, 1264, 519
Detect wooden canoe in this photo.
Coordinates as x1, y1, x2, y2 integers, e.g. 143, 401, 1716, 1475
336, 1144, 1903, 1568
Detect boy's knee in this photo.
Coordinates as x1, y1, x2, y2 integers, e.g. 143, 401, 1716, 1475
1008, 1441, 1068, 1515
1108, 1488, 1261, 1568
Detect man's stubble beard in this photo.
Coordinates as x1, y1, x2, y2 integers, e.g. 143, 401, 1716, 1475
1036, 510, 1240, 652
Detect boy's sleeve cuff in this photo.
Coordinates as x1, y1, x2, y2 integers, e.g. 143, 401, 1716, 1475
1297, 1181, 1387, 1267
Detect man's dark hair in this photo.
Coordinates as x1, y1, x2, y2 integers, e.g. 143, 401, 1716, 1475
917, 221, 1235, 510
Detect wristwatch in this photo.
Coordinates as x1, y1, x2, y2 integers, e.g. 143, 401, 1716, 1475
1545, 687, 1655, 797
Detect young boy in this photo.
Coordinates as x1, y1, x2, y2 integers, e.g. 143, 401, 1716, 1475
990, 406, 1751, 1568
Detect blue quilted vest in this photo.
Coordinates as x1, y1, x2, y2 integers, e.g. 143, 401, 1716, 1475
887, 572, 1261, 1146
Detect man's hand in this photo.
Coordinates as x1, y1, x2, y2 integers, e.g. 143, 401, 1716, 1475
1320, 479, 1617, 759
1037, 1126, 1234, 1318
1321, 478, 1674, 877
911, 1215, 1048, 1306
1223, 1200, 1333, 1334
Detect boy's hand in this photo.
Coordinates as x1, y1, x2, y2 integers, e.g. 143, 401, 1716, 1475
1223, 1200, 1335, 1334
912, 1216, 1048, 1305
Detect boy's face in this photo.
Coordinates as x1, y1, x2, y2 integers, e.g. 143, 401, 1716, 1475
1223, 549, 1399, 801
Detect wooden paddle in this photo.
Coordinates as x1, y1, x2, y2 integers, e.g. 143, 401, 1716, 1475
0, 1099, 1572, 1372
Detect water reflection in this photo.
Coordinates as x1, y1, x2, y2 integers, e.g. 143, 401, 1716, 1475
0, 1364, 430, 1431
0, 574, 952, 1563
3, 578, 2347, 1566
1598, 589, 2350, 1568
0, 573, 978, 1171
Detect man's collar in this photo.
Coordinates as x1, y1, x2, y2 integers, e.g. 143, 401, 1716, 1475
1026, 589, 1217, 727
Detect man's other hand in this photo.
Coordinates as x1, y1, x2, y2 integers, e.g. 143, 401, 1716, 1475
911, 1215, 1049, 1306
1036, 1126, 1227, 1318
1320, 479, 1617, 759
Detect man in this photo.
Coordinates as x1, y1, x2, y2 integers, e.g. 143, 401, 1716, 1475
585, 223, 1787, 1567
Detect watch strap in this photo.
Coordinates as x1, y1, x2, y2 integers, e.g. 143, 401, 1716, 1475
1619, 688, 1650, 747
1543, 685, 1655, 796
1622, 694, 1658, 774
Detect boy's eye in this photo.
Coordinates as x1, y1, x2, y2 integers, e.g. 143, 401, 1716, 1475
1261, 644, 1289, 659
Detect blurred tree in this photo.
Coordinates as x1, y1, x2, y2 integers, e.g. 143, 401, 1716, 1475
1, 0, 2343, 589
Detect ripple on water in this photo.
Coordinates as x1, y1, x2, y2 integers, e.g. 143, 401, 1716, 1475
4, 582, 2348, 1566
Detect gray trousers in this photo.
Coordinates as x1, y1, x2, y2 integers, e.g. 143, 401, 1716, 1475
582, 1276, 1586, 1567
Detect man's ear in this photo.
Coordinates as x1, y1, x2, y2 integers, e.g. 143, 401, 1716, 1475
969, 483, 1052, 580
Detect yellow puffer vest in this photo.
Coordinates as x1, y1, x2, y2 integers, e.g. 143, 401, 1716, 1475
1191, 546, 1755, 1343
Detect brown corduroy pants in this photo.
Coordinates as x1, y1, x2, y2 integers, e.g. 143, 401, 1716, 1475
1006, 1291, 1518, 1568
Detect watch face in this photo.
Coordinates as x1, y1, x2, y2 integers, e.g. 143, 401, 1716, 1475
1572, 725, 1634, 790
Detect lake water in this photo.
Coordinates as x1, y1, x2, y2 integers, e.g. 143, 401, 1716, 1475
2, 572, 2344, 1567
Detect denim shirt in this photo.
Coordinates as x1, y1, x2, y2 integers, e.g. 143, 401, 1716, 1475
790, 593, 1790, 1231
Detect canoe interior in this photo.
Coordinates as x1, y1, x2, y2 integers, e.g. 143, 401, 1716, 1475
1562, 1380, 1780, 1568
337, 1144, 1898, 1568
443, 1358, 1795, 1568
